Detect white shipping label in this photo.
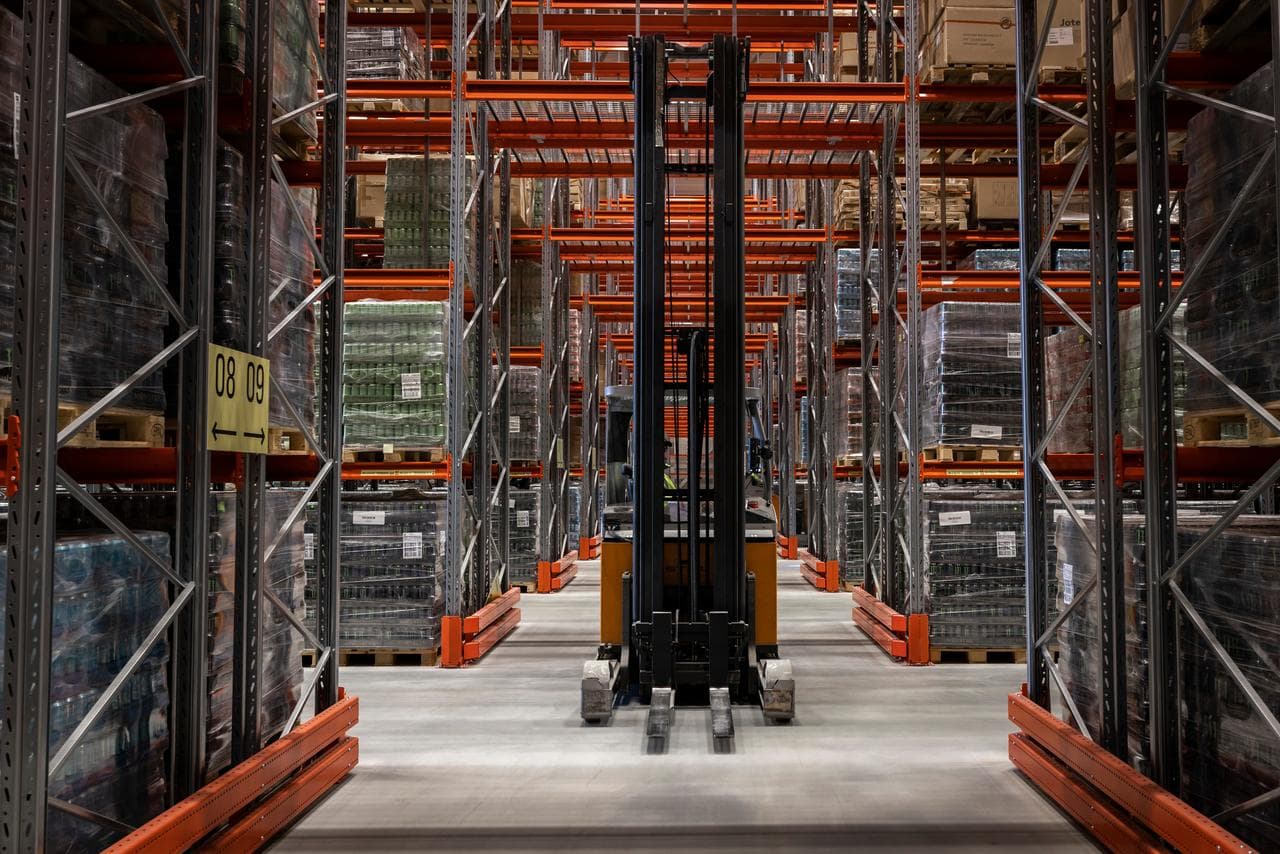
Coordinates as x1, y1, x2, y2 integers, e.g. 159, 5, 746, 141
400, 372, 423, 400
1046, 26, 1074, 46
1062, 563, 1075, 605
1007, 332, 1022, 359
304, 533, 315, 561
509, 416, 521, 434
938, 510, 971, 527
402, 532, 423, 560
382, 29, 396, 47
516, 510, 531, 528
996, 530, 1017, 559
352, 510, 386, 526
382, 442, 395, 456
971, 424, 1003, 439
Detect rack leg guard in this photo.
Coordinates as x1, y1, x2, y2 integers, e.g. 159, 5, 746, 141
105, 691, 359, 853
537, 549, 579, 593
851, 586, 930, 665
442, 587, 522, 667
1008, 688, 1253, 853
775, 533, 798, 560
797, 547, 840, 592
579, 534, 601, 559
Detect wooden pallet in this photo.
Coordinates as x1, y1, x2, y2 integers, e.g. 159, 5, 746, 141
922, 64, 1017, 86
1183, 402, 1280, 447
348, 0, 427, 9
348, 98, 419, 114
272, 105, 316, 161
1191, 0, 1271, 51
342, 446, 446, 464
302, 647, 438, 667
921, 445, 1022, 463
931, 646, 1026, 664
269, 426, 312, 455
0, 398, 166, 449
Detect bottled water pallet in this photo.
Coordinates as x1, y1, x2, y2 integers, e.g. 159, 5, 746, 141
1183, 401, 1280, 447
930, 646, 1026, 665
302, 647, 438, 667
2, 398, 165, 449
342, 446, 447, 463
919, 445, 1022, 463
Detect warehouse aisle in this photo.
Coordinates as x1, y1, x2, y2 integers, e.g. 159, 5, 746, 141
274, 562, 1095, 853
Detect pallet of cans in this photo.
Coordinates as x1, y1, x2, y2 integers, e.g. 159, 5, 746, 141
835, 247, 879, 341
509, 488, 540, 586
306, 489, 446, 652
343, 300, 447, 450
383, 155, 452, 269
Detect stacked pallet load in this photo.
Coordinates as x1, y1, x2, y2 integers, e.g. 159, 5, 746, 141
835, 247, 879, 341
1056, 511, 1280, 850
0, 8, 169, 427
272, 0, 322, 153
837, 483, 864, 587
511, 260, 543, 346
795, 308, 807, 383
509, 488, 540, 586
835, 178, 969, 231
922, 0, 1084, 83
1183, 63, 1280, 447
569, 307, 582, 382
917, 302, 1023, 456
383, 155, 451, 268
306, 490, 446, 661
346, 26, 426, 106
342, 300, 448, 453
509, 365, 543, 461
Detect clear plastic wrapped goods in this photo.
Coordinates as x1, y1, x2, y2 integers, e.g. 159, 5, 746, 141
915, 489, 1026, 649
511, 260, 544, 347
343, 300, 447, 449
568, 482, 581, 545
273, 0, 322, 140
1184, 63, 1280, 414
1053, 247, 1182, 271
383, 155, 452, 269
919, 302, 1023, 448
836, 247, 880, 340
509, 488, 540, 584
0, 8, 169, 410
569, 308, 582, 383
270, 182, 319, 431
509, 365, 543, 461
306, 490, 446, 649
347, 27, 426, 82
837, 484, 864, 586
45, 533, 172, 851
1056, 512, 1280, 851
959, 248, 1019, 271
795, 308, 808, 383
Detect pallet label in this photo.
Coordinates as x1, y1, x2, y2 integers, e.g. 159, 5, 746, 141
1062, 563, 1075, 605
304, 533, 315, 560
1006, 332, 1021, 359
939, 510, 971, 527
353, 510, 386, 526
970, 424, 1002, 439
207, 343, 271, 453
997, 530, 1016, 558
402, 532, 423, 559
400, 372, 422, 400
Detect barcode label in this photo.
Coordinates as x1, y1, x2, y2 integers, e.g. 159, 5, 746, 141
1062, 563, 1075, 604
509, 416, 521, 434
382, 30, 396, 47
304, 533, 315, 560
938, 510, 971, 527
997, 530, 1017, 558
400, 372, 422, 400
403, 532, 423, 559
516, 510, 531, 528
1047, 26, 1074, 46
1007, 332, 1022, 359
353, 510, 386, 526
382, 442, 395, 456
971, 424, 1003, 439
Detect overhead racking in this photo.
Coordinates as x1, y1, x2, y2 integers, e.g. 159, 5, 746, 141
1, 0, 355, 849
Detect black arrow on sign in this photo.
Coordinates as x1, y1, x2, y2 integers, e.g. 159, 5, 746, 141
211, 423, 237, 440
244, 429, 266, 445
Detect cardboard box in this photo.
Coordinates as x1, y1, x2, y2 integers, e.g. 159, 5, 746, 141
972, 177, 1019, 221
355, 173, 387, 226
1039, 0, 1085, 71
1113, 0, 1193, 97
923, 5, 1018, 70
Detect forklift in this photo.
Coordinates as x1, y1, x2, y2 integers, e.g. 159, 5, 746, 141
580, 34, 796, 742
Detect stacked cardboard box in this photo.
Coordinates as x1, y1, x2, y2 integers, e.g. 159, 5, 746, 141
305, 490, 446, 650
347, 27, 426, 86
1184, 63, 1280, 417
921, 0, 1083, 79
342, 300, 447, 449
835, 178, 969, 231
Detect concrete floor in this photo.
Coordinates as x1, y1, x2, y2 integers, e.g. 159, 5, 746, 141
274, 561, 1095, 852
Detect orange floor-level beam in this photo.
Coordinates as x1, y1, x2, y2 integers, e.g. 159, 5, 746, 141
1008, 689, 1252, 853
106, 692, 359, 853
537, 550, 579, 593
797, 547, 840, 592
442, 589, 523, 667
851, 607, 907, 659
776, 533, 798, 560
579, 534, 602, 559
851, 587, 930, 664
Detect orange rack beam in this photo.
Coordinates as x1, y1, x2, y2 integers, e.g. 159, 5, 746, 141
851, 586, 930, 665
1007, 688, 1252, 853
797, 547, 839, 592
537, 550, 579, 593
106, 692, 359, 853
579, 533, 602, 559
775, 532, 798, 560
441, 588, 522, 667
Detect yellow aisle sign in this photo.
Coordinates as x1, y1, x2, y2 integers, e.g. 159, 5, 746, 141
207, 343, 271, 453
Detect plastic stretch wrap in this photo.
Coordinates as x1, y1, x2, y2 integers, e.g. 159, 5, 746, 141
508, 365, 542, 461
0, 8, 169, 411
1056, 511, 1280, 850
835, 248, 879, 340
273, 0, 321, 139
918, 302, 1022, 448
511, 260, 544, 347
568, 483, 581, 545
261, 490, 307, 740
838, 367, 863, 457
837, 484, 864, 585
795, 308, 807, 383
959, 248, 1019, 271
44, 532, 172, 852
267, 181, 319, 431
509, 488, 540, 583
1044, 304, 1186, 452
306, 490, 446, 649
1052, 247, 1182, 271
569, 308, 582, 383
347, 27, 426, 85
908, 489, 1026, 648
343, 300, 447, 449
1185, 63, 1280, 413
383, 155, 451, 269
